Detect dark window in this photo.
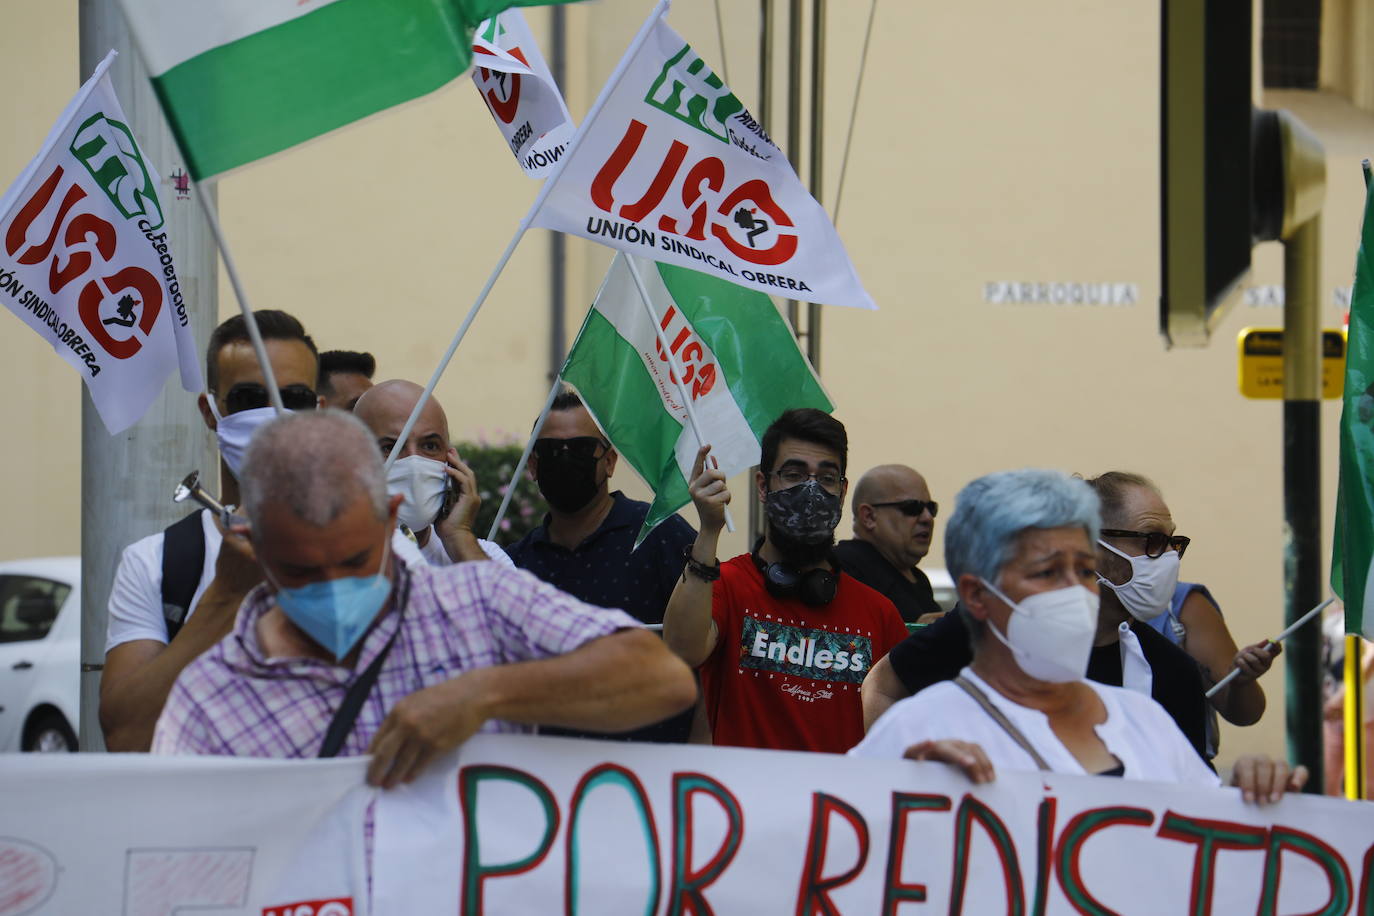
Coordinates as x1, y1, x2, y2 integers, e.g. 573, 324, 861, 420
1263, 0, 1321, 89
0, 576, 71, 643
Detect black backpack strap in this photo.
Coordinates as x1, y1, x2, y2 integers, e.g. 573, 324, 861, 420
160, 510, 207, 642
318, 567, 411, 759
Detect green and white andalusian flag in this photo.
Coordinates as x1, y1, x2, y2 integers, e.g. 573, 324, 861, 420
1333, 176, 1374, 639
562, 253, 832, 542
118, 0, 581, 179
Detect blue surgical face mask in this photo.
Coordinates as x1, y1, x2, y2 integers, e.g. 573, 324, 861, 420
265, 538, 393, 661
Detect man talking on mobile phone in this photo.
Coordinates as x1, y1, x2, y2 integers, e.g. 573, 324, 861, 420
353, 380, 511, 568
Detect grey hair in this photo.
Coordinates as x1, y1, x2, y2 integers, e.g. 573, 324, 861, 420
944, 468, 1100, 586
240, 409, 388, 528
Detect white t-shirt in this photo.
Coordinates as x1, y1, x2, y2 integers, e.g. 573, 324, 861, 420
106, 509, 223, 651
105, 511, 511, 652
415, 526, 514, 569
849, 667, 1219, 787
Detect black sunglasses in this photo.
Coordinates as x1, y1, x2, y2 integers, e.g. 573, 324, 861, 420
871, 499, 938, 518
223, 382, 319, 414
1100, 528, 1190, 560
533, 436, 608, 461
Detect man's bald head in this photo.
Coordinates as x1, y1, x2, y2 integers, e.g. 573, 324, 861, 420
852, 465, 928, 516
353, 379, 452, 461
851, 464, 935, 567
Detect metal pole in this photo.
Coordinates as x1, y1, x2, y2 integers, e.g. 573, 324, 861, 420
785, 0, 803, 334
1343, 634, 1366, 799
750, 0, 776, 549
1281, 215, 1323, 791
78, 0, 216, 751
806, 0, 825, 371
547, 6, 567, 383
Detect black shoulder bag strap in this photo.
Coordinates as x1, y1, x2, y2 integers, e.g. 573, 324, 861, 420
953, 675, 1051, 771
160, 510, 207, 642
317, 567, 411, 759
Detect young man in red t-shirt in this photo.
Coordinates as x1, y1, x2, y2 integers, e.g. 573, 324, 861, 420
662, 409, 909, 753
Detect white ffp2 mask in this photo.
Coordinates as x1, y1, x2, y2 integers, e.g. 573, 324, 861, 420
980, 579, 1099, 683
207, 399, 279, 478
387, 455, 449, 533
1096, 540, 1180, 622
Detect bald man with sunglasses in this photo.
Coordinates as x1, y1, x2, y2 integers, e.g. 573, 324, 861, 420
834, 465, 945, 625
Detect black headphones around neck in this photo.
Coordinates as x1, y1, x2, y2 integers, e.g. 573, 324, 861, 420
752, 537, 838, 606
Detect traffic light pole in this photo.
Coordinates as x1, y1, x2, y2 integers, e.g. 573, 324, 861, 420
1278, 110, 1325, 790
1283, 217, 1323, 790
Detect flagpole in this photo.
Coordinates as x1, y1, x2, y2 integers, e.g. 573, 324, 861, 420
623, 255, 736, 533
384, 0, 672, 472
486, 374, 564, 542
1204, 597, 1332, 699
1345, 634, 1366, 799
190, 182, 286, 413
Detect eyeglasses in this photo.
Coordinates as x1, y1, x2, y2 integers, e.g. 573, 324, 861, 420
871, 499, 938, 519
222, 383, 318, 414
1099, 528, 1190, 560
533, 436, 609, 461
772, 468, 846, 491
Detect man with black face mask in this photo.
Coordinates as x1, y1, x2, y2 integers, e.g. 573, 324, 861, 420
506, 389, 698, 742
662, 408, 909, 753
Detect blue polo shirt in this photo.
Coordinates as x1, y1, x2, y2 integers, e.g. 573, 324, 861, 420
505, 491, 696, 625
505, 491, 697, 743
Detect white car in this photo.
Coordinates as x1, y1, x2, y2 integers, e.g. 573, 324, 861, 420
0, 557, 80, 752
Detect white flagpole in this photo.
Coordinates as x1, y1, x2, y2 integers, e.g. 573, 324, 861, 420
486, 374, 564, 542
1204, 597, 1334, 698
622, 254, 736, 533
384, 0, 672, 471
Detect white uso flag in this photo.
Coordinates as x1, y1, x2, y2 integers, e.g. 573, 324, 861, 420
532, 5, 875, 310
0, 51, 201, 433
471, 9, 576, 178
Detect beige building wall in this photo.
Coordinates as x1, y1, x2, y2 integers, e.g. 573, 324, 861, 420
3, 0, 1369, 769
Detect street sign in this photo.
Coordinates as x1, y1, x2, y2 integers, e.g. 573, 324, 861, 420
1237, 327, 1345, 399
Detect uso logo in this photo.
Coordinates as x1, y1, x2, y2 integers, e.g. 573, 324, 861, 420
262, 899, 352, 916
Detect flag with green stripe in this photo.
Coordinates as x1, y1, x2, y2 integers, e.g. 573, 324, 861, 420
561, 253, 832, 543
118, 0, 581, 180
1333, 176, 1374, 639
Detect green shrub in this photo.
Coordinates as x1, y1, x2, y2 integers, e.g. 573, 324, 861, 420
455, 436, 546, 547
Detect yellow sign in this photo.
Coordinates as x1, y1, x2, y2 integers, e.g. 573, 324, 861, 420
1237, 328, 1346, 399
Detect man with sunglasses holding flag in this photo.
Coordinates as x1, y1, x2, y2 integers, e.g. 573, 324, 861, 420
835, 465, 945, 625
100, 310, 324, 751
505, 389, 699, 743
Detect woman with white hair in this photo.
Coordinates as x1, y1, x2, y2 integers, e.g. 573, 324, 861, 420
850, 469, 1304, 800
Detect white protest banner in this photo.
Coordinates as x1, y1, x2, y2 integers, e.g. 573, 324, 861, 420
0, 51, 202, 434
374, 733, 1374, 914
471, 10, 576, 178
531, 7, 876, 310
0, 753, 368, 916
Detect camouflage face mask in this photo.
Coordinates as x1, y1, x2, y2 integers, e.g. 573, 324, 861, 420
764, 479, 842, 544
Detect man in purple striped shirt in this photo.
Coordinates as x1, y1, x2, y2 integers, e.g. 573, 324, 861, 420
152, 410, 696, 788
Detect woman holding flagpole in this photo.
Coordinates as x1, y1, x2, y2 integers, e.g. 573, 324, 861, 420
850, 468, 1305, 802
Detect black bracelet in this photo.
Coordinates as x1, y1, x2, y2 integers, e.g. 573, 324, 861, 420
682, 545, 721, 582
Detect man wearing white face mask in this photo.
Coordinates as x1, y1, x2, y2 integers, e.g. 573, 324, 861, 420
102, 310, 324, 751
1090, 471, 1275, 759
352, 379, 512, 569
852, 469, 1306, 805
